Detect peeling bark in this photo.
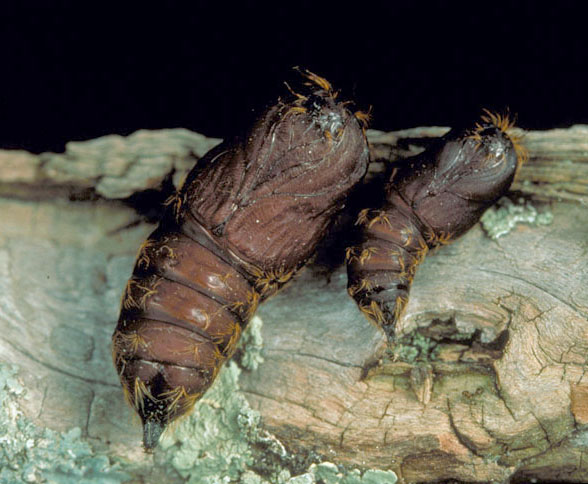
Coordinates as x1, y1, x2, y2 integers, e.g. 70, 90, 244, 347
1, 125, 586, 204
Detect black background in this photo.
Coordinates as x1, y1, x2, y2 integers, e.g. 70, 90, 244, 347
0, 1, 586, 153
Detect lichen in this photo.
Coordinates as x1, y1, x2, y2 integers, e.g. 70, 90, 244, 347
392, 332, 440, 363
480, 197, 553, 239
308, 463, 398, 484
158, 314, 294, 484
571, 430, 588, 447
159, 357, 317, 484
0, 364, 130, 484
235, 315, 265, 371
158, 361, 262, 483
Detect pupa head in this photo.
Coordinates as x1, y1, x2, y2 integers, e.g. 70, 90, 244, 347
436, 110, 526, 203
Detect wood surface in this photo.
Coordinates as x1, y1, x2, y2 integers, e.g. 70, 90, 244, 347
0, 126, 586, 483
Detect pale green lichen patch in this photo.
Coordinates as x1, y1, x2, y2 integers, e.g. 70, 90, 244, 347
571, 430, 588, 447
360, 469, 398, 484
158, 360, 296, 484
480, 197, 553, 240
392, 332, 440, 363
234, 315, 265, 371
0, 364, 130, 484
309, 463, 398, 484
287, 474, 315, 484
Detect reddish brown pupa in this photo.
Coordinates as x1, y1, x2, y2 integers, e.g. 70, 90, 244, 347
112, 70, 369, 449
347, 112, 526, 341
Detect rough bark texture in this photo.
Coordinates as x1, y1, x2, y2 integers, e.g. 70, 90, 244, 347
245, 200, 588, 483
0, 126, 586, 483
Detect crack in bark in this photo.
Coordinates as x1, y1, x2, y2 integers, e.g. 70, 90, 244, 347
263, 347, 364, 369
84, 389, 95, 437
561, 342, 583, 363
479, 268, 588, 320
38, 384, 48, 419
1, 339, 119, 388
242, 389, 338, 429
105, 217, 151, 237
532, 319, 560, 366
379, 397, 395, 426
338, 421, 352, 448
334, 383, 370, 428
530, 343, 549, 377
528, 409, 556, 451
446, 398, 487, 459
514, 420, 583, 477
490, 369, 518, 423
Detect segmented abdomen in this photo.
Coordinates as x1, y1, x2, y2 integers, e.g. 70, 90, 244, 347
346, 203, 431, 341
113, 219, 259, 446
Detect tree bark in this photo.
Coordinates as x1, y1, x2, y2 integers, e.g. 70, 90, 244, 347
242, 199, 588, 483
0, 126, 586, 483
